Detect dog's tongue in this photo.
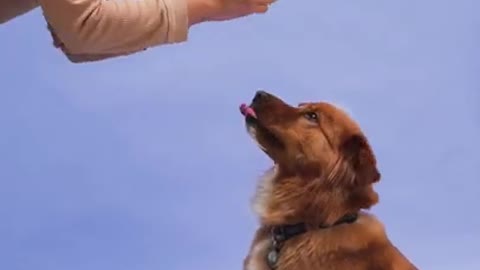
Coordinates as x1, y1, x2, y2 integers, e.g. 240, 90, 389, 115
239, 103, 257, 119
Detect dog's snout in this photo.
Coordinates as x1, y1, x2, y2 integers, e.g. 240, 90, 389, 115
253, 90, 271, 104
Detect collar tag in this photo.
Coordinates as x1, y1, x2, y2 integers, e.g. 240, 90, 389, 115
266, 248, 279, 269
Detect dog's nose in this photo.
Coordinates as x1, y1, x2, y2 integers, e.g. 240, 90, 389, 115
253, 90, 270, 103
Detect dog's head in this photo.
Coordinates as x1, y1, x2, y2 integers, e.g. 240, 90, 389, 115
240, 91, 380, 224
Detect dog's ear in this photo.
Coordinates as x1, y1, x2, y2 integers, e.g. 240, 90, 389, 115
342, 135, 381, 185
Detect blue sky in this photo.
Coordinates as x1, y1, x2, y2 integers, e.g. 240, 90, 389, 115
0, 1, 479, 269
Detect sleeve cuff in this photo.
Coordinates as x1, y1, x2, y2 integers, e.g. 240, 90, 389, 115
165, 0, 189, 43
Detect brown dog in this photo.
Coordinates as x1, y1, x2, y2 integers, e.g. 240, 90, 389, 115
239, 91, 417, 270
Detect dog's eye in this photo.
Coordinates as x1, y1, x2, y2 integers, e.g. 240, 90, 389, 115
304, 112, 319, 122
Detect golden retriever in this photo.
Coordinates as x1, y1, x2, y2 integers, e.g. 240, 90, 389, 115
239, 91, 417, 270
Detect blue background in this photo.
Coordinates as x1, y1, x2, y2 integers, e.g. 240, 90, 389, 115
1, 1, 479, 269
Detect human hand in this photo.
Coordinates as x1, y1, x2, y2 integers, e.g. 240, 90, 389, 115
187, 0, 276, 26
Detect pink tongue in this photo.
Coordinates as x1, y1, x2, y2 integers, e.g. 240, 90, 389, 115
239, 103, 257, 118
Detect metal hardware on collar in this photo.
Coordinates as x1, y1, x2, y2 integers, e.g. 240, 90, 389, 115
266, 227, 282, 269
265, 213, 359, 269
272, 223, 307, 243
266, 247, 279, 269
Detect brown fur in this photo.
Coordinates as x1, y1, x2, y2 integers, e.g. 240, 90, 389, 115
241, 91, 417, 270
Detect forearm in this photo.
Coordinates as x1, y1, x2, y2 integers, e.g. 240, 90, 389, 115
39, 0, 189, 54
0, 0, 38, 24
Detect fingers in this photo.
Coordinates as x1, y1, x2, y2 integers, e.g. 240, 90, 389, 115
250, 0, 276, 14
252, 5, 268, 14
254, 0, 276, 4
205, 0, 276, 21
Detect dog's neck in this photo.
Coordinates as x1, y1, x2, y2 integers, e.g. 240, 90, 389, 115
253, 166, 379, 227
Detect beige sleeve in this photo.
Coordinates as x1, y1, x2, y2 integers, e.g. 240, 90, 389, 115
39, 0, 189, 54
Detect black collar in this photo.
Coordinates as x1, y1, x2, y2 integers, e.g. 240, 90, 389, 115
266, 213, 358, 269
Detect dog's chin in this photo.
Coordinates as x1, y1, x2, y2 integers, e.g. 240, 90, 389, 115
245, 116, 284, 158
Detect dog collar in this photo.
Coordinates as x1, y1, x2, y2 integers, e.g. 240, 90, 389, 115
266, 213, 358, 269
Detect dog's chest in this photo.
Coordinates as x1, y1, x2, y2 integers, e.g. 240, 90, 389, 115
245, 239, 270, 270
244, 235, 374, 270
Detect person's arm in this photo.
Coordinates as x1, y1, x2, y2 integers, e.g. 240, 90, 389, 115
39, 0, 194, 55
0, 0, 39, 24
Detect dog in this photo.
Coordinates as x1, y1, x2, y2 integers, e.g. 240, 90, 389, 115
239, 91, 417, 270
